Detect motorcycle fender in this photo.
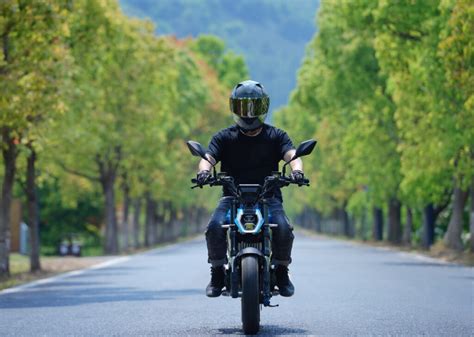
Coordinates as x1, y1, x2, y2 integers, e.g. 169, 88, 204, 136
236, 247, 264, 260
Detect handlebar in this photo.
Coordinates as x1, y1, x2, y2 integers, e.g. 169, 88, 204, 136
190, 174, 309, 193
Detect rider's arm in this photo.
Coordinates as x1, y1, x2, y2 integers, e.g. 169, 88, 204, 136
283, 149, 303, 172
198, 154, 216, 172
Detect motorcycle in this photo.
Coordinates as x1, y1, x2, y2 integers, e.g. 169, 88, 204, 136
187, 139, 317, 334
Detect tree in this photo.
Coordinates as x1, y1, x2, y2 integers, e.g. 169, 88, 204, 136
191, 34, 249, 89
276, 1, 402, 242
373, 0, 472, 250
438, 0, 474, 250
48, 1, 237, 253
0, 1, 70, 275
50, 0, 180, 254
276, 0, 472, 250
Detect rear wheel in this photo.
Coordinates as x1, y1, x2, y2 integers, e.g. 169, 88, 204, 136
241, 255, 260, 334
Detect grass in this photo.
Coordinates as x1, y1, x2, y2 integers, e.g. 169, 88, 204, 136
10, 253, 30, 274
0, 253, 111, 291
0, 254, 54, 290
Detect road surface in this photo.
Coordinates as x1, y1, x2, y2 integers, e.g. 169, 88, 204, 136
0, 232, 472, 336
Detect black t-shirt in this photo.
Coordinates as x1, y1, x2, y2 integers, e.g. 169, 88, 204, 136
206, 124, 294, 201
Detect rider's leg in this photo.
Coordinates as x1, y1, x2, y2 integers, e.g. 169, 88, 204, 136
268, 198, 294, 266
267, 198, 295, 297
205, 197, 232, 297
205, 197, 232, 266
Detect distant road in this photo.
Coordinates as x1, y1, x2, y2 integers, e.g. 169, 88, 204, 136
0, 232, 472, 336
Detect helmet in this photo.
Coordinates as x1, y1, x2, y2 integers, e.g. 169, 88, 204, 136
229, 80, 270, 131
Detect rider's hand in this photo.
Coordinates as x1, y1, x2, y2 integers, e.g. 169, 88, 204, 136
290, 170, 305, 184
196, 170, 211, 185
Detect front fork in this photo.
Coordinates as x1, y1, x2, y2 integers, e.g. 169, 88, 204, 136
229, 198, 239, 299
226, 199, 274, 306
261, 200, 273, 307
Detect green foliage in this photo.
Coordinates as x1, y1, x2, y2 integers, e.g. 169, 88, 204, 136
39, 179, 102, 250
119, 0, 319, 111
276, 0, 473, 243
191, 34, 249, 89
1, 0, 249, 255
0, 1, 70, 135
191, 35, 225, 70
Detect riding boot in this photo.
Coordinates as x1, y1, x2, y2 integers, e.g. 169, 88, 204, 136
206, 266, 225, 297
275, 265, 295, 297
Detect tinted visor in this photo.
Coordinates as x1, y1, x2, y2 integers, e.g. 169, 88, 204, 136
230, 97, 269, 118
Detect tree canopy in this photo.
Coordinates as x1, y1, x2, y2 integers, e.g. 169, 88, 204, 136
276, 0, 473, 249
0, 0, 248, 274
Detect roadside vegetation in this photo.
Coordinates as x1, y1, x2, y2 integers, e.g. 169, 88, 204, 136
0, 0, 248, 279
1, 0, 472, 287
276, 0, 473, 258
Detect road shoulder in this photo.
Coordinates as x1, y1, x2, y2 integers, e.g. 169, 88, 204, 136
296, 227, 474, 266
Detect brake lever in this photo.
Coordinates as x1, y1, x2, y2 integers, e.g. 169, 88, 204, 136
297, 179, 310, 187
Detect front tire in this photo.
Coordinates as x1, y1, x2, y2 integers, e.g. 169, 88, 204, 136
241, 255, 260, 334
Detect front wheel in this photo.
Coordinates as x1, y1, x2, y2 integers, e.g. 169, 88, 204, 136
241, 255, 260, 334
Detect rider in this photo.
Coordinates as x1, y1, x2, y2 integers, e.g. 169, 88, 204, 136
196, 80, 306, 298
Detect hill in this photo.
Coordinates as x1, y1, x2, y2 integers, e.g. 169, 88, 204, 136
119, 0, 320, 113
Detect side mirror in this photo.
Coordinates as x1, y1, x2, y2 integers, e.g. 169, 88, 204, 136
282, 139, 317, 176
293, 139, 317, 160
186, 140, 216, 170
186, 140, 207, 159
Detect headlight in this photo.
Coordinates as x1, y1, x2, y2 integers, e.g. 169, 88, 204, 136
235, 209, 264, 234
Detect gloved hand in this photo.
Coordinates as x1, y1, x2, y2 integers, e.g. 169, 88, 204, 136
290, 170, 305, 184
196, 170, 211, 185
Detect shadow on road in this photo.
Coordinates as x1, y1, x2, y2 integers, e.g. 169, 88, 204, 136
0, 287, 202, 309
216, 325, 309, 335
61, 266, 147, 279
32, 281, 105, 288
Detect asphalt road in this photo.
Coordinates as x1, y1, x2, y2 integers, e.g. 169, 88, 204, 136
0, 232, 472, 336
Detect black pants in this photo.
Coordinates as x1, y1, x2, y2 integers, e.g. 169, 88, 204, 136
205, 197, 294, 267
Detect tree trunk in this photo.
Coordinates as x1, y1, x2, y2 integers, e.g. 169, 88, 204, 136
314, 209, 322, 233
387, 199, 402, 244
132, 198, 141, 249
144, 192, 153, 247
444, 186, 469, 251
421, 204, 435, 249
151, 200, 159, 244
121, 181, 130, 252
26, 146, 41, 272
359, 208, 367, 240
372, 207, 384, 241
96, 150, 121, 255
170, 207, 178, 240
100, 174, 118, 254
156, 201, 166, 243
163, 202, 173, 242
342, 208, 351, 237
0, 129, 18, 276
470, 179, 474, 253
163, 206, 171, 242
403, 207, 413, 246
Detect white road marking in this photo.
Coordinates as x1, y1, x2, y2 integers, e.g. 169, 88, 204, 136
0, 236, 203, 296
0, 256, 131, 296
